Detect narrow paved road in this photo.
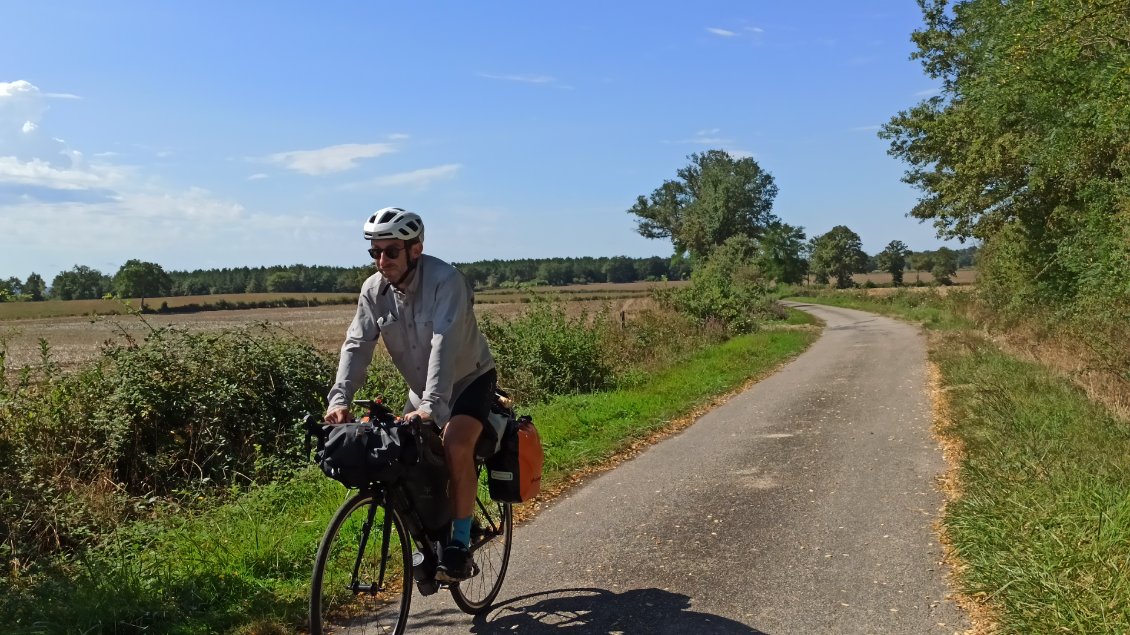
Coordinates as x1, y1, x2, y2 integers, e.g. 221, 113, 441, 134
410, 303, 970, 634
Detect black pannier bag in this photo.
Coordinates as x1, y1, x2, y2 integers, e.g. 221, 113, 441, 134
400, 422, 451, 542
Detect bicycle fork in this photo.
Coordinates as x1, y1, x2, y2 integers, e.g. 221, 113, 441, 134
348, 499, 393, 594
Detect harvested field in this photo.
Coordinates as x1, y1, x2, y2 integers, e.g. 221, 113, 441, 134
0, 293, 356, 321
850, 268, 978, 286
1, 294, 662, 370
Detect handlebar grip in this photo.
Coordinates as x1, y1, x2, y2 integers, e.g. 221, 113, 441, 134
401, 414, 425, 463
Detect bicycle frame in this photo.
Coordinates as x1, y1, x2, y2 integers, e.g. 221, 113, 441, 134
311, 396, 513, 635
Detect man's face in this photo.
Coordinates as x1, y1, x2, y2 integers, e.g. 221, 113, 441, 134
370, 238, 418, 280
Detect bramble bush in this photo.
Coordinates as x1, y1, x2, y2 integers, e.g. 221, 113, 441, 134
1, 321, 332, 564
480, 297, 615, 403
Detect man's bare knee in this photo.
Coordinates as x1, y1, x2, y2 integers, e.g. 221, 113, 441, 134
443, 415, 481, 457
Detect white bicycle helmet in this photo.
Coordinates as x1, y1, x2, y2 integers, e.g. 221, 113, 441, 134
363, 207, 424, 242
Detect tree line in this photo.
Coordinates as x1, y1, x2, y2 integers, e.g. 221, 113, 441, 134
1, 242, 975, 303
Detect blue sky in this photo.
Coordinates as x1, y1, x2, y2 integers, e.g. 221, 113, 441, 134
0, 1, 956, 283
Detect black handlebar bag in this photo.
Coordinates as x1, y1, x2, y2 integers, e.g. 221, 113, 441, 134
311, 422, 408, 488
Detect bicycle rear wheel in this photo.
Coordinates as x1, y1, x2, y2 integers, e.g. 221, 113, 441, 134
450, 477, 513, 614
311, 491, 413, 635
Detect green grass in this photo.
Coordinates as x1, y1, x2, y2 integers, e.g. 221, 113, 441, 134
4, 471, 342, 635
797, 291, 1130, 633
938, 332, 1130, 634
2, 326, 817, 634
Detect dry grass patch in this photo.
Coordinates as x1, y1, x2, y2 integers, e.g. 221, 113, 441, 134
926, 338, 1000, 635
982, 322, 1130, 422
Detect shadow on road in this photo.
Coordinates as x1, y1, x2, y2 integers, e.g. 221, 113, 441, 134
467, 587, 769, 634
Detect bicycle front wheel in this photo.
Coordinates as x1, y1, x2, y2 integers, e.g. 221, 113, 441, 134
310, 491, 412, 635
450, 491, 513, 614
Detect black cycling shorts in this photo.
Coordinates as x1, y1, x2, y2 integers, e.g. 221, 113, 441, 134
450, 368, 497, 425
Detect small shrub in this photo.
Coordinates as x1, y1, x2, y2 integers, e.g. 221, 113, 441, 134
480, 298, 614, 402
651, 236, 781, 335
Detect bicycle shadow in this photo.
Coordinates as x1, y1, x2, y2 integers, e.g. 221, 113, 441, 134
465, 587, 770, 634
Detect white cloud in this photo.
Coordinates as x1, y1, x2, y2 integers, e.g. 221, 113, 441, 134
850, 125, 882, 132
477, 73, 555, 84
914, 87, 941, 97
247, 173, 269, 181
0, 191, 335, 279
2, 81, 48, 139
344, 164, 462, 190
0, 80, 338, 279
0, 80, 38, 98
728, 149, 756, 159
1, 81, 78, 137
0, 156, 127, 190
706, 27, 737, 37
388, 133, 411, 140
680, 128, 735, 145
745, 26, 765, 34
265, 143, 396, 175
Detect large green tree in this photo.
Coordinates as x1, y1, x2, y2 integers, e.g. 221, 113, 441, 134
265, 271, 302, 293
628, 150, 780, 260
876, 240, 911, 286
755, 220, 808, 284
113, 260, 173, 300
23, 273, 46, 301
881, 0, 1129, 320
51, 266, 111, 300
810, 226, 868, 289
930, 246, 960, 285
0, 277, 20, 301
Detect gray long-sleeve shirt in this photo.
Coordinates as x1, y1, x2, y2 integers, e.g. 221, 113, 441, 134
327, 254, 495, 424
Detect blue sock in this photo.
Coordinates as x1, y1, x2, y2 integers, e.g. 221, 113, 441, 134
451, 516, 472, 548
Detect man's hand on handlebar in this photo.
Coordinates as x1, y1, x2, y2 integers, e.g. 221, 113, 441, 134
400, 410, 431, 426
324, 405, 354, 424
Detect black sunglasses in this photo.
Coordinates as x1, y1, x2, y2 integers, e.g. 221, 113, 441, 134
368, 244, 404, 260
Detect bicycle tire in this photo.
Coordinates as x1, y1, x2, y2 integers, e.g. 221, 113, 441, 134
450, 489, 513, 615
310, 491, 413, 635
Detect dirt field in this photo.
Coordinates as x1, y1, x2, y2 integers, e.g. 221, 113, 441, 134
850, 268, 978, 286
0, 294, 662, 370
0, 293, 357, 320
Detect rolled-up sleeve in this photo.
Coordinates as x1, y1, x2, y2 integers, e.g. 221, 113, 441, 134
327, 282, 382, 409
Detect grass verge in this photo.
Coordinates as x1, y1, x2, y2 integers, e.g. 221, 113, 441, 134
937, 331, 1130, 633
3, 325, 817, 634
793, 291, 1130, 634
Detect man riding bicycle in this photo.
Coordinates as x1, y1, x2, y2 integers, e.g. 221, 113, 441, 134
325, 207, 496, 583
